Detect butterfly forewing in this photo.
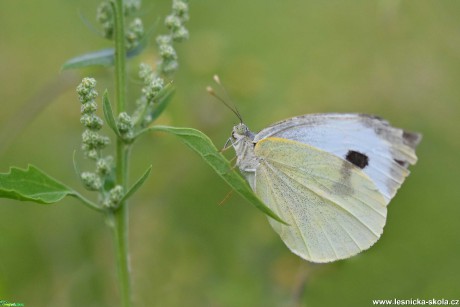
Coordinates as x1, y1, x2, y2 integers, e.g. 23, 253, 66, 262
254, 113, 421, 203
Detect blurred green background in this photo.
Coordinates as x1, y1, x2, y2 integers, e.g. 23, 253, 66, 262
1, 1, 459, 306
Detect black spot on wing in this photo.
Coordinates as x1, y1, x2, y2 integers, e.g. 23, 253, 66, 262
346, 150, 369, 169
402, 131, 422, 149
394, 159, 408, 167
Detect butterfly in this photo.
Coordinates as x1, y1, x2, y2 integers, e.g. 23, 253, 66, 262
229, 113, 421, 263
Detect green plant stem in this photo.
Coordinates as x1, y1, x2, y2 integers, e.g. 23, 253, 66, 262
110, 0, 131, 306
71, 193, 103, 212
112, 206, 130, 307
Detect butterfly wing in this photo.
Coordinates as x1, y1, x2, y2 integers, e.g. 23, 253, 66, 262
254, 137, 387, 262
254, 113, 421, 203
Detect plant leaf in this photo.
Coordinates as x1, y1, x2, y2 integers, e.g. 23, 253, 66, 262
146, 126, 287, 224
118, 165, 152, 206
62, 39, 147, 70
0, 165, 73, 203
62, 48, 116, 70
102, 90, 121, 137
0, 165, 101, 211
150, 84, 175, 122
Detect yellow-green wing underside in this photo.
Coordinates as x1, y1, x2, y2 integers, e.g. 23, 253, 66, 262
254, 137, 387, 263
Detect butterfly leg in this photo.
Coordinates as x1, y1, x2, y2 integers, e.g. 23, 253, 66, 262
218, 189, 234, 206
220, 137, 233, 153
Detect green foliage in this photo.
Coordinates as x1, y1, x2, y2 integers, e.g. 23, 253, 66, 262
102, 90, 122, 138
62, 48, 116, 70
0, 165, 72, 204
0, 165, 100, 211
1, 2, 191, 304
149, 84, 175, 122
61, 44, 146, 70
145, 125, 286, 224
118, 165, 152, 206
2, 0, 460, 306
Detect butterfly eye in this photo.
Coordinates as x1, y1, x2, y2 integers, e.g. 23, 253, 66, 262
234, 123, 246, 135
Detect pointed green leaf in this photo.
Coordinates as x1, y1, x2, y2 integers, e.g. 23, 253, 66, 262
146, 126, 287, 224
118, 165, 152, 206
61, 41, 147, 70
62, 48, 115, 70
102, 90, 121, 137
150, 85, 175, 122
0, 165, 102, 211
0, 165, 72, 204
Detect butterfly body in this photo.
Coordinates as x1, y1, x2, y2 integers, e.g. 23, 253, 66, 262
230, 113, 421, 263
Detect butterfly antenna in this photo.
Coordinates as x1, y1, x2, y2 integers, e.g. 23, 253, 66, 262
213, 75, 244, 122
206, 85, 243, 123
209, 75, 243, 123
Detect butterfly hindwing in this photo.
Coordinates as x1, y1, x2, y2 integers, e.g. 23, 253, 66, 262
254, 137, 387, 262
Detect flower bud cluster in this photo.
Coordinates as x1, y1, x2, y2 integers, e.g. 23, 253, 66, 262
157, 0, 189, 75
103, 185, 124, 208
77, 78, 110, 160
96, 156, 113, 176
97, 0, 143, 49
76, 78, 114, 192
143, 75, 164, 104
132, 63, 166, 127
81, 172, 102, 191
166, 0, 189, 42
126, 18, 144, 50
117, 112, 134, 142
97, 1, 114, 39
124, 0, 141, 16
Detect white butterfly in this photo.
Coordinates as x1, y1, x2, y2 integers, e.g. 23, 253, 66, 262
230, 113, 421, 263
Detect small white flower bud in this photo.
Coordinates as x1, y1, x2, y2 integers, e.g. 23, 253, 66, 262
159, 44, 177, 60
161, 60, 179, 74
126, 18, 144, 50
96, 156, 113, 175
81, 101, 98, 114
97, 1, 114, 39
172, 26, 189, 42
80, 114, 103, 130
77, 78, 98, 103
124, 0, 141, 15
165, 14, 182, 31
142, 77, 164, 102
102, 185, 125, 208
139, 63, 154, 83
156, 35, 172, 46
117, 112, 134, 133
87, 149, 98, 160
81, 172, 102, 191
82, 129, 110, 149
110, 185, 124, 202
172, 0, 189, 21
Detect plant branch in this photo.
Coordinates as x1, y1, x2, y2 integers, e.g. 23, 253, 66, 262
110, 0, 131, 306
71, 192, 103, 212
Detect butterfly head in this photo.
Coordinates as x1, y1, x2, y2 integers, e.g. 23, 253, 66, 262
232, 123, 255, 142
223, 123, 255, 152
